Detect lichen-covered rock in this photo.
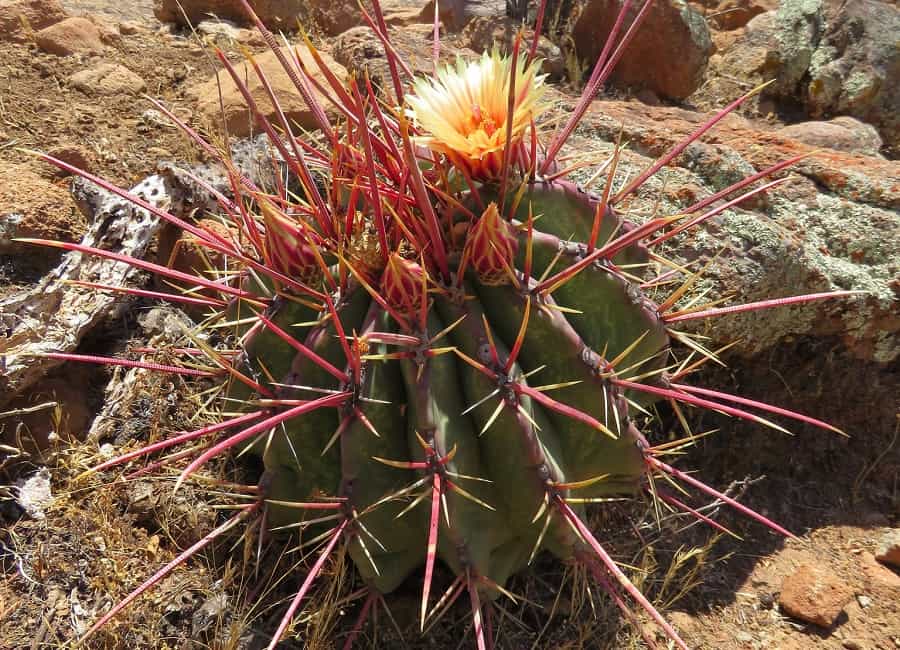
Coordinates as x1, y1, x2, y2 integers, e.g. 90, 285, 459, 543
712, 0, 900, 152
573, 97, 899, 363
806, 1, 898, 149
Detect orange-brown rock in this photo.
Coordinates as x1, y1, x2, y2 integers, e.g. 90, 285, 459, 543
779, 564, 853, 628
187, 47, 346, 138
551, 0, 713, 99
0, 0, 68, 43
67, 62, 146, 95
0, 162, 86, 257
34, 16, 105, 56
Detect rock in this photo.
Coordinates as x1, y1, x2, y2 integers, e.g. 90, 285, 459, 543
0, 0, 68, 43
194, 17, 268, 44
332, 26, 388, 87
157, 0, 422, 33
778, 117, 884, 157
701, 0, 778, 31
459, 16, 565, 78
302, 0, 363, 36
778, 564, 853, 628
118, 20, 142, 35
33, 16, 104, 56
14, 468, 52, 520
85, 13, 122, 45
549, 0, 712, 99
46, 144, 93, 174
333, 25, 476, 100
187, 47, 346, 138
197, 18, 243, 40
577, 98, 899, 363
67, 62, 146, 95
860, 552, 900, 590
697, 9, 777, 104
875, 529, 900, 569
158, 218, 238, 280
0, 162, 85, 255
154, 0, 302, 29
2, 369, 96, 447
307, 0, 438, 35
766, 0, 900, 156
421, 0, 505, 31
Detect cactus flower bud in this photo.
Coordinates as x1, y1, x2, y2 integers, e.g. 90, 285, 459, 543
260, 199, 321, 287
381, 252, 427, 315
465, 202, 518, 285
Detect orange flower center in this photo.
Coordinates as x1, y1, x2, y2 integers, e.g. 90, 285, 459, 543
470, 103, 497, 137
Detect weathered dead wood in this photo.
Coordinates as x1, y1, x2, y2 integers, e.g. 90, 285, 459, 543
0, 175, 172, 406
0, 136, 280, 409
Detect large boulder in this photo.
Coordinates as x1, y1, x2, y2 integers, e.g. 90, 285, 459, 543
303, 0, 430, 36
569, 95, 899, 364
153, 0, 424, 33
549, 0, 713, 99
187, 47, 346, 138
713, 0, 900, 157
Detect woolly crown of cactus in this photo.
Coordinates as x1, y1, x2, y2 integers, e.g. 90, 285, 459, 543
19, 1, 854, 648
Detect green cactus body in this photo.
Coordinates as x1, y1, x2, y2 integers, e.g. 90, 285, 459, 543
231, 172, 660, 594
340, 305, 425, 593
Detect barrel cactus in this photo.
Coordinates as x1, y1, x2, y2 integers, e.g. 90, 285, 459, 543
22, 1, 852, 647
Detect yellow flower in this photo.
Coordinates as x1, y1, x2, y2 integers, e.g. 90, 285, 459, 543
407, 50, 546, 181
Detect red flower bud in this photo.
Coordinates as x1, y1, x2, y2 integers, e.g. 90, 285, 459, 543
381, 252, 427, 315
465, 202, 518, 285
260, 200, 321, 287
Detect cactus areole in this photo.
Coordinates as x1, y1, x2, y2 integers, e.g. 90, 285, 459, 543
29, 1, 852, 648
